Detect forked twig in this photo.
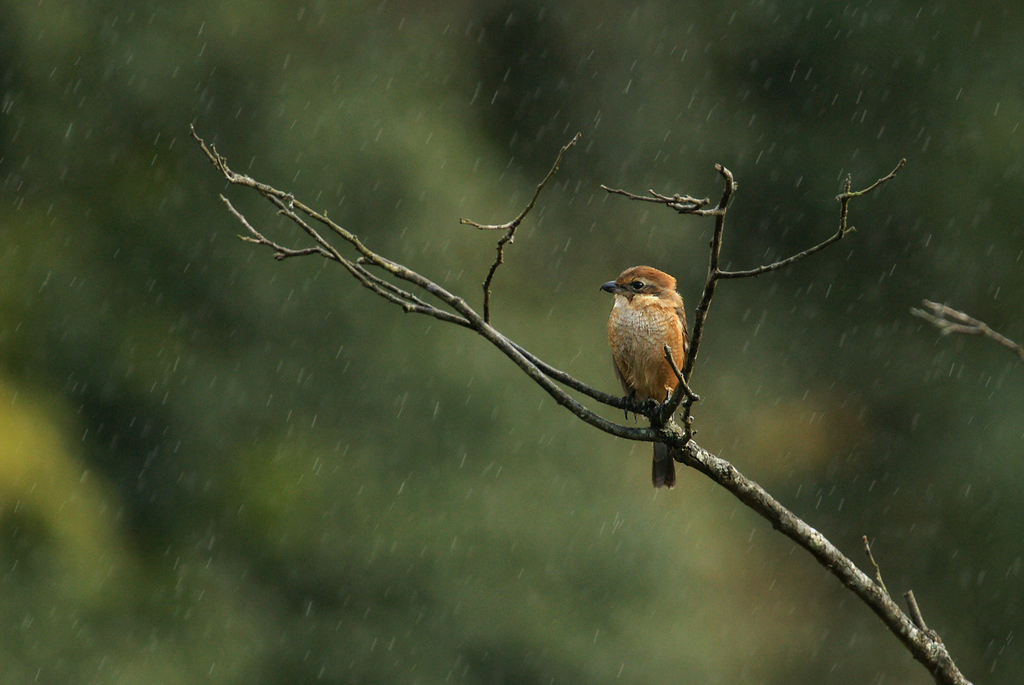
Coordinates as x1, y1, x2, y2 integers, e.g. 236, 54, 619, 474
862, 535, 890, 596
600, 186, 712, 214
912, 300, 1024, 361
462, 133, 581, 323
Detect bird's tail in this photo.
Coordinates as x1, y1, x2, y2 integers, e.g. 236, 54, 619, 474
652, 442, 676, 489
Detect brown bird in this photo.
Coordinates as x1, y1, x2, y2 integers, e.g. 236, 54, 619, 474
601, 266, 688, 488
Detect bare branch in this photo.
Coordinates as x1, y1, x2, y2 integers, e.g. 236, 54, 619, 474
912, 300, 1024, 361
192, 127, 659, 440
195, 130, 971, 683
505, 338, 650, 414
222, 191, 471, 325
462, 133, 581, 323
223, 196, 334, 262
841, 158, 908, 199
717, 158, 905, 279
680, 163, 734, 378
602, 156, 970, 682
192, 126, 481, 328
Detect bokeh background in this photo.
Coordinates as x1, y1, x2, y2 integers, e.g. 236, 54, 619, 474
1, 1, 1022, 683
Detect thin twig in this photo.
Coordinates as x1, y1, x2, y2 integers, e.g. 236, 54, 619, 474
224, 196, 335, 262
912, 300, 1024, 361
904, 590, 930, 633
192, 126, 482, 329
463, 133, 581, 323
663, 344, 699, 405
862, 535, 890, 596
600, 186, 712, 214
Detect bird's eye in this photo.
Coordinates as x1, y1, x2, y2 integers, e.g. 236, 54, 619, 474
630, 280, 645, 291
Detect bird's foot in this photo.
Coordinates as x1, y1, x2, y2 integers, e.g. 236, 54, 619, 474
622, 393, 632, 420
638, 398, 660, 417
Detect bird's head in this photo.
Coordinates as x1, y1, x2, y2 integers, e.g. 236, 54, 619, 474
601, 265, 677, 300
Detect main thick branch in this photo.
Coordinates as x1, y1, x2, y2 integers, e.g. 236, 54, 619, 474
678, 441, 970, 684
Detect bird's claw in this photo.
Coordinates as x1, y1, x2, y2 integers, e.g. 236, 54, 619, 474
639, 398, 660, 416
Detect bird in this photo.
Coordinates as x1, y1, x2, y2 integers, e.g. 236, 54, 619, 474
601, 266, 688, 488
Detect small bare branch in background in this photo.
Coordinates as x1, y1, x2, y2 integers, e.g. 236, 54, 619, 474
913, 300, 1024, 361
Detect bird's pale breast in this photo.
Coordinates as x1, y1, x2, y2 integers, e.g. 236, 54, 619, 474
608, 295, 684, 401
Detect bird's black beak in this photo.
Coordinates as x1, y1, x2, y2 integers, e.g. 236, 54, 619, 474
600, 281, 622, 294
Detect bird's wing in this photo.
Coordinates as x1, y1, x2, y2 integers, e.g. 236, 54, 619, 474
611, 355, 632, 396
675, 305, 689, 358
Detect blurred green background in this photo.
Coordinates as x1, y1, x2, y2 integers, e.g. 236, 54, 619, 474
1, 1, 1021, 683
